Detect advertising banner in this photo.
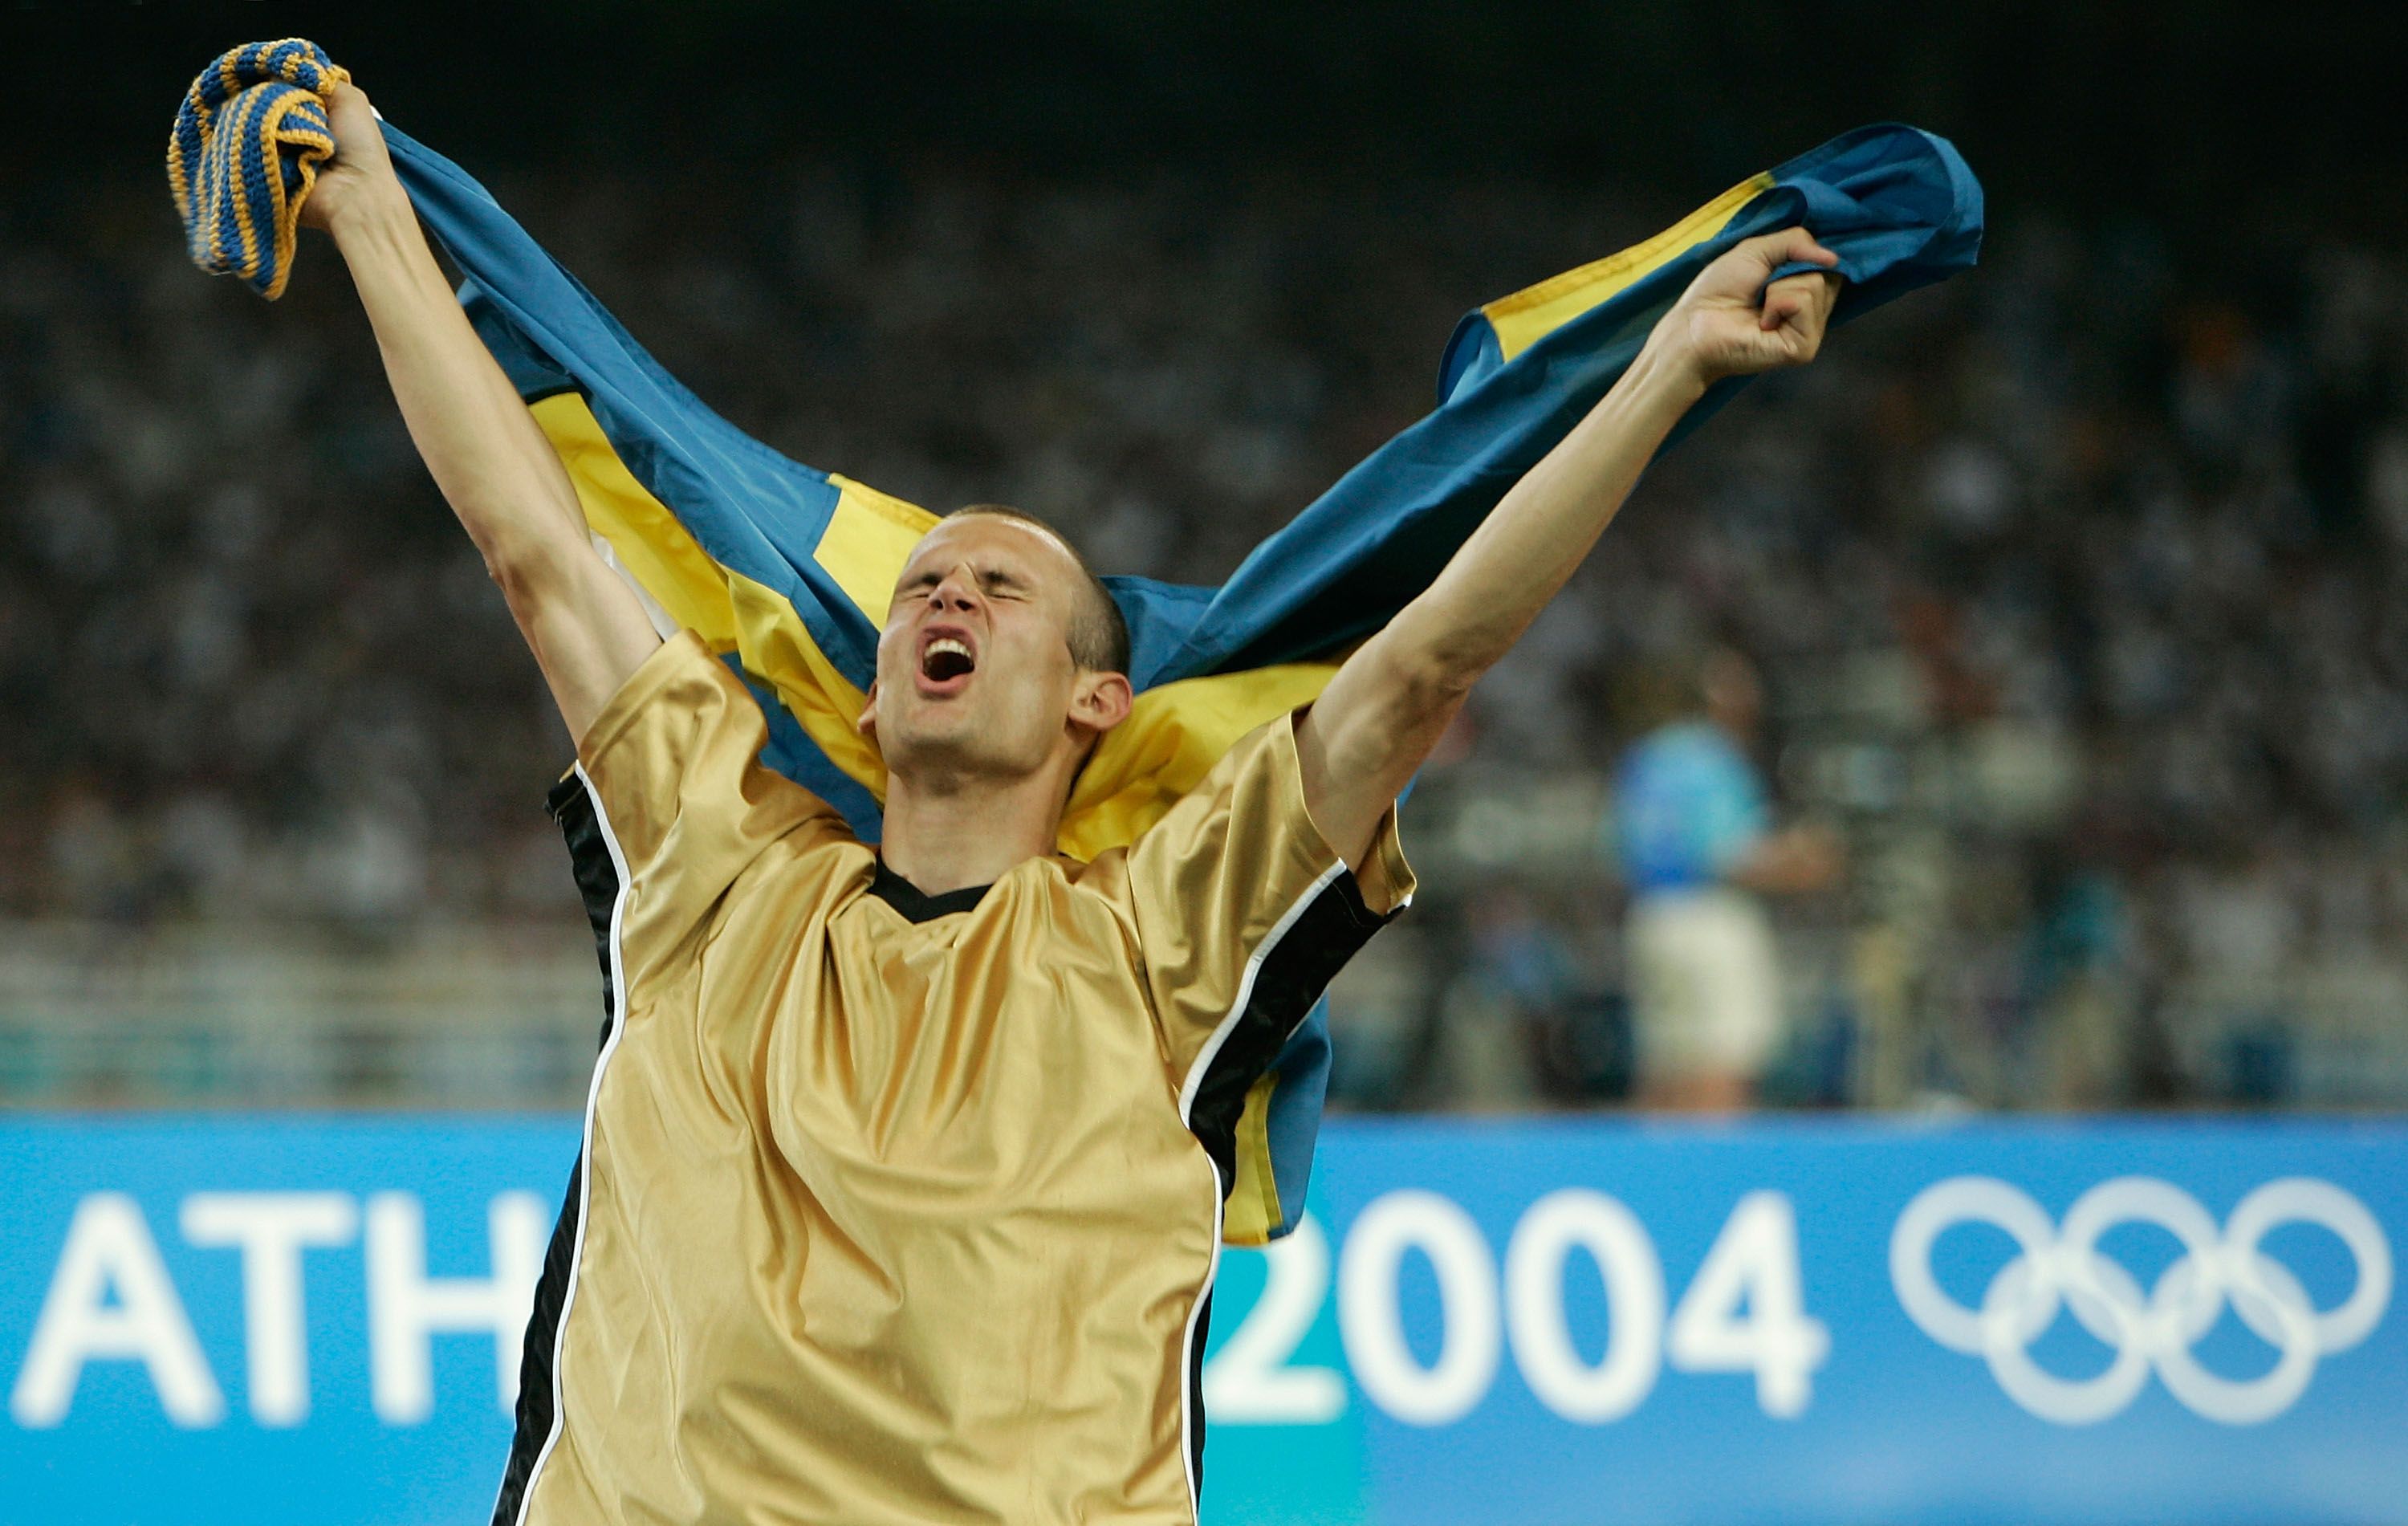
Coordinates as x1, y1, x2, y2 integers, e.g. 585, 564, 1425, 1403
2, 1117, 2399, 1525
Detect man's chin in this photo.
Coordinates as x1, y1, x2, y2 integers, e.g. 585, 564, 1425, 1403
883, 718, 1026, 781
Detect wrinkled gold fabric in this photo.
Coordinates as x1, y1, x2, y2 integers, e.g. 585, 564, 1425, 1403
523, 632, 1411, 1525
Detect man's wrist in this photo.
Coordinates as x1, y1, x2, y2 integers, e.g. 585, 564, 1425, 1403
1625, 335, 1713, 414
323, 178, 417, 254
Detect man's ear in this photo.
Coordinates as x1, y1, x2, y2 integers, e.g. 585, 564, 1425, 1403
855, 681, 880, 738
1071, 670, 1133, 738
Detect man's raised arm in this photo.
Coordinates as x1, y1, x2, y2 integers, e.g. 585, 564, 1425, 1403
1296, 228, 1844, 869
305, 82, 661, 744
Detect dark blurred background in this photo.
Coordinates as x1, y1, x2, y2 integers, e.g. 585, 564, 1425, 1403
5, 1, 2406, 1113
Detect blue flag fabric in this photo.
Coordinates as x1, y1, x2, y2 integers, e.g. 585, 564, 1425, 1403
355, 119, 1980, 1243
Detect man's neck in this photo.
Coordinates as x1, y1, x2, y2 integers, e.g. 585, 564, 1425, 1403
877, 766, 1070, 897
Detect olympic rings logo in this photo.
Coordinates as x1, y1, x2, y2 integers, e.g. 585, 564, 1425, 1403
1889, 1176, 2393, 1425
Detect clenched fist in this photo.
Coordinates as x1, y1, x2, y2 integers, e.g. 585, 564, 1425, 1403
298, 81, 401, 234
1645, 228, 1843, 389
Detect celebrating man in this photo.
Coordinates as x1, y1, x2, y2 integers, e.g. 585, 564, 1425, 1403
299, 76, 1840, 1526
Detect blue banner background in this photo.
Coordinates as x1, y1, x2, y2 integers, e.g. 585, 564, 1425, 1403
2, 1117, 2400, 1526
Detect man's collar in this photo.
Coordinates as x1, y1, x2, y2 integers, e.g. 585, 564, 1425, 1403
868, 858, 995, 923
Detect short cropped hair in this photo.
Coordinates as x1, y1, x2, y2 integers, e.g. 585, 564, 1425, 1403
946, 505, 1132, 677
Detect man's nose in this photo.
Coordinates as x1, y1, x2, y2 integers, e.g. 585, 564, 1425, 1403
929, 567, 982, 613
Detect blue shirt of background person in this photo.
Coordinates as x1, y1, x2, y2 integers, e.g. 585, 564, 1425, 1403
1611, 720, 1768, 896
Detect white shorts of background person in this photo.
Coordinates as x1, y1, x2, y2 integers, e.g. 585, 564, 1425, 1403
1625, 885, 1782, 1106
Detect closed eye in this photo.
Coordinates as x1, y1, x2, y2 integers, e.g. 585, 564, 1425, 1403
891, 562, 1031, 600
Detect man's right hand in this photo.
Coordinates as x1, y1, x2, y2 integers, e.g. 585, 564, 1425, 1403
299, 82, 400, 234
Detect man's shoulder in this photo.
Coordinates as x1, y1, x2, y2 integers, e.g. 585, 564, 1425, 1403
712, 819, 872, 917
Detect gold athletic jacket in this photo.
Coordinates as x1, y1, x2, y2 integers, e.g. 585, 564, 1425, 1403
492, 632, 1413, 1526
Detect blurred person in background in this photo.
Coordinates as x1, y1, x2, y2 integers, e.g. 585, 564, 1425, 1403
1438, 885, 1580, 1109
2015, 824, 2139, 1108
1610, 647, 1841, 1109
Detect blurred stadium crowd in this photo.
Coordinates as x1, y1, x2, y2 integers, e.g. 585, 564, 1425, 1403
6, 155, 2407, 1113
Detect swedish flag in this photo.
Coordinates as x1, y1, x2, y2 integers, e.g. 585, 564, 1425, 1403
368, 122, 1979, 1243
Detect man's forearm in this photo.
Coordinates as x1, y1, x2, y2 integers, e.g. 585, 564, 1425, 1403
327, 184, 592, 568
323, 173, 664, 743
1382, 344, 1703, 689
1297, 344, 1704, 868
1296, 231, 1839, 868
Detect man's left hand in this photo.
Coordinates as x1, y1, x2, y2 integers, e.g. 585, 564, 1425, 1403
1645, 228, 1844, 389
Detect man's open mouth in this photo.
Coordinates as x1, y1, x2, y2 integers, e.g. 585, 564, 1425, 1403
917, 633, 978, 691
